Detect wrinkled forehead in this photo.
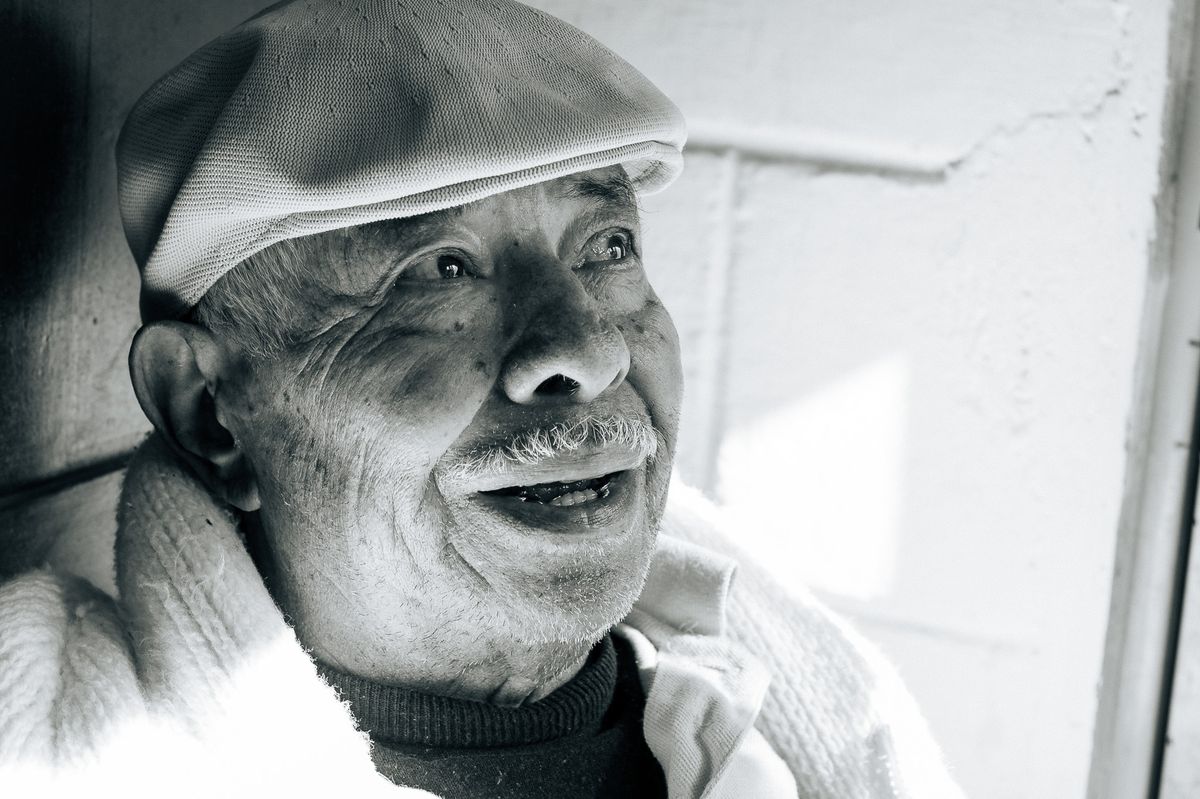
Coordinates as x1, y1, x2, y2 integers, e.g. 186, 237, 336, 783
314, 164, 643, 263
347, 166, 638, 248
231, 165, 641, 320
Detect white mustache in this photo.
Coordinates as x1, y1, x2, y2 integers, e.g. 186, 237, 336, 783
445, 415, 660, 482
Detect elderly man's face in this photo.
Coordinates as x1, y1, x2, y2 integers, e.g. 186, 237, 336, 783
215, 167, 682, 679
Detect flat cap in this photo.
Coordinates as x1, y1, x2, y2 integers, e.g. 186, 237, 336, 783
117, 0, 686, 320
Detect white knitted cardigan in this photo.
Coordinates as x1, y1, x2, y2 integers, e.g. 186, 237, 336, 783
0, 436, 964, 798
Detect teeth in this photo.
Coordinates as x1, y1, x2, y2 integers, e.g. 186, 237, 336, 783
549, 488, 598, 507
504, 478, 614, 505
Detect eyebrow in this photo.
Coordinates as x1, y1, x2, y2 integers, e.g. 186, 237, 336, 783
376, 205, 463, 238
340, 205, 466, 261
556, 172, 639, 213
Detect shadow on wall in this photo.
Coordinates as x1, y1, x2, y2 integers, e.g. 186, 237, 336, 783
0, 1, 93, 571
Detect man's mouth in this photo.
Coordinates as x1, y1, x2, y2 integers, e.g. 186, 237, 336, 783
482, 472, 618, 506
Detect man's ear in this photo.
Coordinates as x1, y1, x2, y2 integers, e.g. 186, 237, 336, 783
129, 321, 261, 511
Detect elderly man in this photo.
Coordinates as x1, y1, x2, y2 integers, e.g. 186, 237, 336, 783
0, 1, 963, 797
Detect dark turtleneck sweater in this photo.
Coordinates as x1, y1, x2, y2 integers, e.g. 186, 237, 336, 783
317, 635, 667, 798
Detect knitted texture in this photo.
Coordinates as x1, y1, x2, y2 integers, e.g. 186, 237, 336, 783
0, 435, 434, 798
319, 636, 618, 748
623, 612, 776, 798
0, 435, 961, 797
0, 572, 142, 766
115, 0, 687, 320
325, 635, 669, 798
659, 481, 967, 799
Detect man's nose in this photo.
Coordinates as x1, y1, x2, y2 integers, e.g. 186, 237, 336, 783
500, 272, 630, 405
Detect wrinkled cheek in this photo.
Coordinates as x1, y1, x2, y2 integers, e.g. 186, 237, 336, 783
235, 386, 325, 502
373, 342, 502, 458
623, 302, 684, 442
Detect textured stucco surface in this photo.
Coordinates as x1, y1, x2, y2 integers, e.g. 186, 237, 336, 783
0, 0, 1184, 797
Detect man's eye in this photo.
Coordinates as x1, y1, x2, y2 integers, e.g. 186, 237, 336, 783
582, 231, 633, 265
399, 253, 471, 281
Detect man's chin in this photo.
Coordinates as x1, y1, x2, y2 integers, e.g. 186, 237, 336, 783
498, 548, 658, 646
443, 462, 669, 642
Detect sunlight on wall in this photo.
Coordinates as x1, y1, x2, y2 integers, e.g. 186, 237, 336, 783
716, 355, 909, 601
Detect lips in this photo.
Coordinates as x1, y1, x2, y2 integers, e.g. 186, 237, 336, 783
471, 467, 637, 536
482, 472, 617, 506
435, 421, 655, 533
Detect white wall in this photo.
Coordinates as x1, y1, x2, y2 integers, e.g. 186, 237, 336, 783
524, 1, 1184, 796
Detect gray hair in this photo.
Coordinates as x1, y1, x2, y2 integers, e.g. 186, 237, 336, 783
190, 236, 313, 357
443, 415, 661, 483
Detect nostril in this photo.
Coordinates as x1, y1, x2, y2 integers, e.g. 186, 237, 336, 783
534, 374, 581, 397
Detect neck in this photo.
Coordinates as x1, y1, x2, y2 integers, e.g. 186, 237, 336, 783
431, 642, 595, 706
316, 637, 621, 750
313, 632, 594, 706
